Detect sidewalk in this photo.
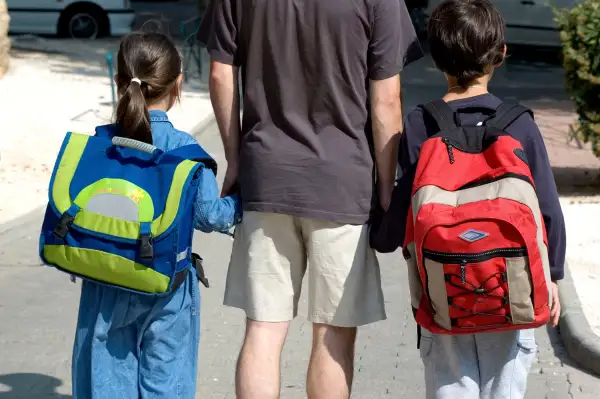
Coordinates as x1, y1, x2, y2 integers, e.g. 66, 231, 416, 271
1, 40, 600, 397
0, 36, 212, 225
2, 121, 600, 399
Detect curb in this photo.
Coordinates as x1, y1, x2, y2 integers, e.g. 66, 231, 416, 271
553, 168, 600, 192
559, 263, 600, 376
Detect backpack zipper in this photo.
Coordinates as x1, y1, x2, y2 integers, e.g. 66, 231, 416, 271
423, 247, 527, 286
422, 247, 527, 264
458, 173, 534, 191
442, 138, 455, 164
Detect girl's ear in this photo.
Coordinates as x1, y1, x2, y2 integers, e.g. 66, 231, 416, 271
177, 73, 183, 90
167, 74, 184, 110
174, 73, 183, 100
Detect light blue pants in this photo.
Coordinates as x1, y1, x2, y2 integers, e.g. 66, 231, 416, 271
71, 269, 200, 399
420, 328, 537, 399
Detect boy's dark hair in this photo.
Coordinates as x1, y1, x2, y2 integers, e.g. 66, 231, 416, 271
115, 32, 181, 144
428, 0, 505, 88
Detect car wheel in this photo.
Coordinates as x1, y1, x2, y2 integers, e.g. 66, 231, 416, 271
59, 6, 108, 39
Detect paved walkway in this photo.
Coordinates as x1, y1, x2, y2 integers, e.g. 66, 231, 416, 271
1, 123, 600, 399
1, 33, 600, 397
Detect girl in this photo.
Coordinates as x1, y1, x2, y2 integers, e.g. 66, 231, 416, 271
71, 32, 241, 398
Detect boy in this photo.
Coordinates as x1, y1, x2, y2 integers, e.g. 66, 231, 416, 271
371, 0, 566, 397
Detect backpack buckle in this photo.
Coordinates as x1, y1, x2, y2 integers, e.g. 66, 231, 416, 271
192, 253, 209, 288
53, 213, 75, 239
139, 234, 154, 260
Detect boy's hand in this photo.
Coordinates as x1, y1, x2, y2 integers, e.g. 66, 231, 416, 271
550, 281, 561, 327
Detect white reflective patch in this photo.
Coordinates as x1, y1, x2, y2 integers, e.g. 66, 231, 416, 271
177, 249, 189, 262
86, 194, 139, 221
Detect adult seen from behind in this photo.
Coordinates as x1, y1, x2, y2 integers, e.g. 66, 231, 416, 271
199, 0, 422, 398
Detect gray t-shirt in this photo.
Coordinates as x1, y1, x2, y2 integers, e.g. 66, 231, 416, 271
199, 0, 423, 224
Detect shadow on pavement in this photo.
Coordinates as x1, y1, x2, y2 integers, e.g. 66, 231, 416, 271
7, 2, 205, 84
0, 373, 71, 398
9, 34, 208, 87
545, 325, 600, 378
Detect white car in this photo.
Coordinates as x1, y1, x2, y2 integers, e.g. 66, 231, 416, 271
7, 0, 134, 39
425, 0, 577, 47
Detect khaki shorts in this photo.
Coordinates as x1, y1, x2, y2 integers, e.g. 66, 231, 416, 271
224, 211, 386, 327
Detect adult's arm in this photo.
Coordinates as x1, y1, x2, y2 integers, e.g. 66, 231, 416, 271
209, 61, 241, 170
370, 76, 403, 210
200, 0, 242, 195
367, 0, 423, 209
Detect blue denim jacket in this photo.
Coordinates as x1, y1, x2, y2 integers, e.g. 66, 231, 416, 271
147, 110, 242, 233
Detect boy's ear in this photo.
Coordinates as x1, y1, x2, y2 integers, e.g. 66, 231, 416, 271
496, 45, 508, 67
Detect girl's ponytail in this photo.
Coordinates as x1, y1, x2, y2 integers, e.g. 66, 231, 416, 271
116, 79, 152, 144
114, 32, 183, 145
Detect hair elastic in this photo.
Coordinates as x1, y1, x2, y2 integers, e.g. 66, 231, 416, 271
130, 77, 142, 85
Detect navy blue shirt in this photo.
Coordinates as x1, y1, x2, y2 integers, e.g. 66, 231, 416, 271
374, 94, 566, 281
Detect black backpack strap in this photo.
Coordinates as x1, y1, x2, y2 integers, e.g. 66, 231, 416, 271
486, 103, 533, 131
421, 99, 458, 131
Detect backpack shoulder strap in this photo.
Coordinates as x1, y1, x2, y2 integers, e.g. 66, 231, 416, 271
94, 124, 118, 138
167, 144, 218, 175
486, 103, 533, 131
421, 99, 458, 131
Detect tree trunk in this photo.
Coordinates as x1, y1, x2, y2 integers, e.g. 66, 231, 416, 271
0, 0, 9, 78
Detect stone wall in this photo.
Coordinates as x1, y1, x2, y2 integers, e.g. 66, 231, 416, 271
0, 0, 10, 78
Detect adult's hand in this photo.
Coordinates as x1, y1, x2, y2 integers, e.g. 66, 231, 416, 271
220, 165, 238, 197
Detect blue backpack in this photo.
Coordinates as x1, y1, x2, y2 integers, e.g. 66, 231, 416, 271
39, 125, 215, 295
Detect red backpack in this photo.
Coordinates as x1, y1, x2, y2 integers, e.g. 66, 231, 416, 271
403, 99, 552, 335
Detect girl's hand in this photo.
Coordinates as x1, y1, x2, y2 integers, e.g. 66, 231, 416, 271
550, 281, 561, 327
220, 165, 239, 198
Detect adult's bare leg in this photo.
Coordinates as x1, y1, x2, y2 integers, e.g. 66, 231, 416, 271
236, 318, 290, 399
306, 323, 357, 399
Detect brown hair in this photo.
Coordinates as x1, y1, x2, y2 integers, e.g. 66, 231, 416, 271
115, 32, 182, 144
428, 0, 506, 88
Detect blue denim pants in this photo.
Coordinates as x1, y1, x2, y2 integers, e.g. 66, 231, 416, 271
420, 328, 537, 399
72, 268, 200, 399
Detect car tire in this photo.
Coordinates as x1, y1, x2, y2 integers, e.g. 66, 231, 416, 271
58, 5, 109, 39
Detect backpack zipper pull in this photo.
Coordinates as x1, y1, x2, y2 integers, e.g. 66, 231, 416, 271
442, 138, 455, 164
460, 260, 467, 285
